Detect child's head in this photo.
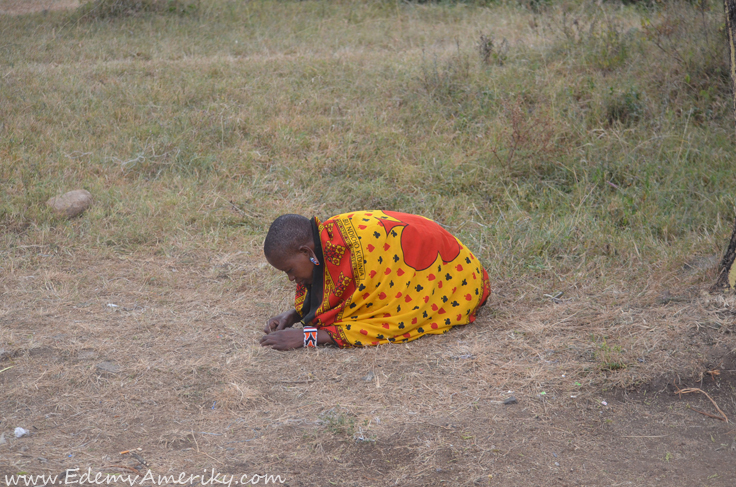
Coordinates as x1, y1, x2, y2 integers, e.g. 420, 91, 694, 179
264, 214, 317, 285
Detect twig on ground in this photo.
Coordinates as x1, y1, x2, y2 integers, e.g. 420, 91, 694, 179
202, 451, 224, 465
228, 200, 256, 219
191, 430, 200, 452
706, 370, 720, 380
689, 407, 727, 421
674, 385, 729, 422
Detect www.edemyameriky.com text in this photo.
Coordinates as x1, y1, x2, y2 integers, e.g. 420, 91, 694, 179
5, 468, 285, 486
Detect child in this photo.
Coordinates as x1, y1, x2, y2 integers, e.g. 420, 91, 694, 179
260, 210, 490, 350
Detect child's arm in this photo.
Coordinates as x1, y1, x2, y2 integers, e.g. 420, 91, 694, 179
259, 328, 335, 350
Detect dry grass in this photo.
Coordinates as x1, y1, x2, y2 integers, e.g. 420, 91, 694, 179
2, 246, 735, 483
0, 0, 78, 16
2, 0, 736, 484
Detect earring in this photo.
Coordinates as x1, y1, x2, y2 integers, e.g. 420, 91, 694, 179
310, 257, 320, 266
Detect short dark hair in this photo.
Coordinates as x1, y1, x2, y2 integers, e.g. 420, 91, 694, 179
263, 214, 312, 260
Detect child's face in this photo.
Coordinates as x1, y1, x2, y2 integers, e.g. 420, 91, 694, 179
267, 247, 315, 286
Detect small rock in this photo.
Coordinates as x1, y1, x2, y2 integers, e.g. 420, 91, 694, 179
96, 361, 121, 374
503, 396, 518, 405
362, 371, 375, 382
46, 189, 93, 219
15, 427, 29, 438
0, 433, 6, 444
554, 462, 560, 467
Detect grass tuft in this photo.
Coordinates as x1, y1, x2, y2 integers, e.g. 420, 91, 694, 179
72, 0, 198, 21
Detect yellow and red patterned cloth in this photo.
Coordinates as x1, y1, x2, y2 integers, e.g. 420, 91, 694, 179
295, 210, 491, 348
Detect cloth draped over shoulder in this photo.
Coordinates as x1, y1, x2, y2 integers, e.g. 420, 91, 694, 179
295, 210, 491, 348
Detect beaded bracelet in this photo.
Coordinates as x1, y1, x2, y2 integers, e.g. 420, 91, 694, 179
303, 327, 318, 348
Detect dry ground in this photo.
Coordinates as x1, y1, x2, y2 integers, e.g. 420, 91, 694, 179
2, 0, 736, 485
2, 246, 736, 486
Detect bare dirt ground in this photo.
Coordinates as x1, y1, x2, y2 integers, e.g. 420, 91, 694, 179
2, 248, 736, 486
0, 0, 78, 16
2, 0, 735, 484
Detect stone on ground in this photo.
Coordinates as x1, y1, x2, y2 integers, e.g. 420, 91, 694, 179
46, 189, 93, 218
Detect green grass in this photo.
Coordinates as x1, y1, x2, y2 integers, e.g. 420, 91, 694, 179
1, 0, 734, 289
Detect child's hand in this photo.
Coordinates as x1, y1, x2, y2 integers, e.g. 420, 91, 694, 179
264, 309, 301, 334
259, 329, 303, 350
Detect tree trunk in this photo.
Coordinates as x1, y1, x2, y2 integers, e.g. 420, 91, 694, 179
727, 0, 736, 134
714, 0, 736, 292
714, 218, 736, 290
